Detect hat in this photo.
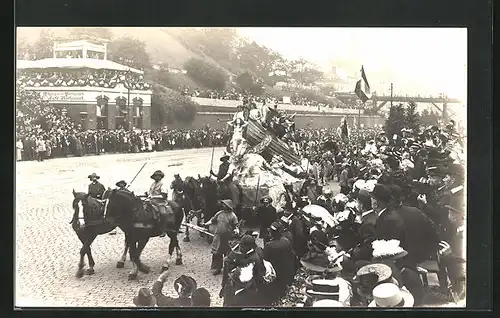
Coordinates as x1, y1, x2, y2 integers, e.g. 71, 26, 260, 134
240, 234, 256, 247
173, 275, 197, 296
260, 196, 273, 204
310, 229, 329, 251
306, 278, 351, 305
356, 263, 393, 284
220, 152, 230, 161
191, 288, 211, 306
312, 299, 344, 307
220, 199, 235, 210
115, 180, 127, 188
369, 283, 414, 307
150, 170, 165, 179
369, 184, 392, 203
133, 287, 156, 307
88, 173, 100, 179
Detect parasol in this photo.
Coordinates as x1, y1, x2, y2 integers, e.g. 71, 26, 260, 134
302, 204, 336, 228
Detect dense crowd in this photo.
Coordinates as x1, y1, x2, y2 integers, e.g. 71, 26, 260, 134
179, 85, 346, 109
16, 69, 151, 90
17, 124, 232, 162
222, 120, 465, 307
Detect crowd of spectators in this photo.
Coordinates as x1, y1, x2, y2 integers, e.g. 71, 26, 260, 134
15, 91, 231, 162
16, 69, 151, 90
178, 85, 347, 109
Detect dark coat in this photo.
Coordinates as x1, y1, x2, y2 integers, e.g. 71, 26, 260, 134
256, 205, 277, 230
152, 281, 192, 307
395, 205, 440, 264
375, 208, 407, 243
222, 248, 266, 307
351, 211, 378, 262
263, 236, 296, 286
289, 216, 308, 258
88, 181, 106, 199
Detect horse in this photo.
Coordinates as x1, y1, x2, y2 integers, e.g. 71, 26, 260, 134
180, 176, 205, 242
75, 188, 183, 280
70, 190, 118, 278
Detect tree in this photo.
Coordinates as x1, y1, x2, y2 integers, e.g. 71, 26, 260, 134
384, 103, 406, 139
151, 84, 197, 126
184, 58, 228, 91
30, 28, 56, 59
235, 71, 264, 96
68, 27, 112, 40
404, 101, 421, 132
17, 37, 33, 60
107, 36, 151, 71
420, 109, 440, 127
289, 58, 324, 85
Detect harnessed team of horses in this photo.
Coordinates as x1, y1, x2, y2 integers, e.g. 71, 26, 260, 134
70, 171, 320, 281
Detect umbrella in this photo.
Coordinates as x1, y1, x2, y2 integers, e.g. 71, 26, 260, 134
302, 204, 336, 228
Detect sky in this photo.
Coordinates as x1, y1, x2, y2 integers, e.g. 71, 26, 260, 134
239, 28, 467, 102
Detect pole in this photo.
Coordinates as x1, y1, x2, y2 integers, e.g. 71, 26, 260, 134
209, 146, 215, 175
127, 86, 131, 130
390, 83, 394, 108
127, 161, 148, 188
358, 102, 361, 130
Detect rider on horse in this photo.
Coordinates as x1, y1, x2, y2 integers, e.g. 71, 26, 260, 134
88, 173, 106, 200
210, 152, 240, 213
147, 170, 170, 237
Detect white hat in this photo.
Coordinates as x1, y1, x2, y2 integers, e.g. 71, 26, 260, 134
312, 299, 344, 307
369, 283, 414, 307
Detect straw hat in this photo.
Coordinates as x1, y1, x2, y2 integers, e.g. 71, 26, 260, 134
369, 283, 414, 307
150, 170, 165, 179
312, 299, 344, 307
88, 173, 100, 179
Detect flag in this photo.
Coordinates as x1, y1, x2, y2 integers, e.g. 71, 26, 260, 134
355, 66, 372, 103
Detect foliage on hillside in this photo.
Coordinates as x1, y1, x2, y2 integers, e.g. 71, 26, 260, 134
184, 58, 228, 91
151, 84, 197, 126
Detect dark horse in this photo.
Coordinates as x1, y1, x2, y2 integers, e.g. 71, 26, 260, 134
179, 175, 205, 242
70, 190, 117, 278
71, 189, 184, 280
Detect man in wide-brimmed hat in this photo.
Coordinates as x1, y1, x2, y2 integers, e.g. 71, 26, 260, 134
147, 170, 169, 237
368, 283, 414, 307
221, 235, 266, 306
210, 152, 240, 210
255, 196, 277, 244
204, 199, 239, 275
87, 173, 106, 200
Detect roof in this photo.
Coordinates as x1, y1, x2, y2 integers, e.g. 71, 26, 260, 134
16, 58, 143, 74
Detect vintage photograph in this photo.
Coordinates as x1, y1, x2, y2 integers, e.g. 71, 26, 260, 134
15, 27, 466, 308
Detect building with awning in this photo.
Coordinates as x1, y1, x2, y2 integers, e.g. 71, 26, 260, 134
16, 39, 152, 130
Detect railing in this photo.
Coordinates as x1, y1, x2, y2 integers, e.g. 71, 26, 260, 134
190, 97, 361, 115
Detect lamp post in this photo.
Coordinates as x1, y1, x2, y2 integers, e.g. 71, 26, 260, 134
123, 69, 134, 130
390, 83, 394, 108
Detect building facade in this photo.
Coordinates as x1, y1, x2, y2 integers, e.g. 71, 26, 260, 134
16, 39, 152, 130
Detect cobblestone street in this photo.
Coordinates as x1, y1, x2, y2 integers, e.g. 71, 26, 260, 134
15, 148, 231, 307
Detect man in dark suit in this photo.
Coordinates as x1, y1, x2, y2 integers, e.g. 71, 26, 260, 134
255, 196, 277, 244
370, 183, 407, 243
87, 173, 106, 199
262, 222, 296, 305
349, 189, 378, 263
389, 185, 440, 265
